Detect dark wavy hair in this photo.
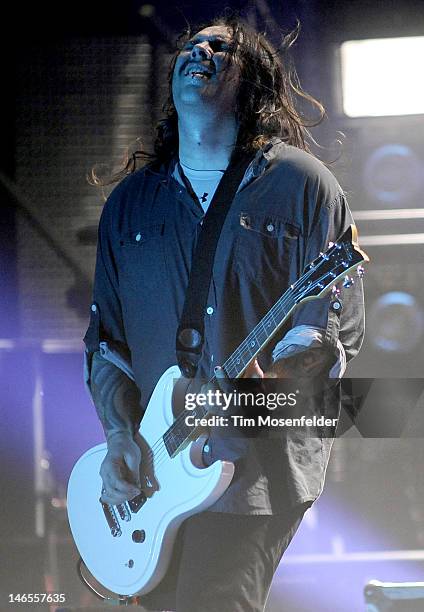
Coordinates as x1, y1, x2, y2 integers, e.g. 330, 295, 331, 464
91, 15, 326, 187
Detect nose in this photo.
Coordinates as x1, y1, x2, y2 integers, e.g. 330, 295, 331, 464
190, 42, 212, 61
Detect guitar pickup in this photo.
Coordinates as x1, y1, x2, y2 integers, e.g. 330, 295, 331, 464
128, 491, 147, 514
116, 503, 132, 522
100, 500, 122, 538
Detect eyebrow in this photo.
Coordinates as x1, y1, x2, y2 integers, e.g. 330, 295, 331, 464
187, 35, 230, 44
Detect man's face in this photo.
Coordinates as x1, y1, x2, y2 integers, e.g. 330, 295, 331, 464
172, 25, 241, 117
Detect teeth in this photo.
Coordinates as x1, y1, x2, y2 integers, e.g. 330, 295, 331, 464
185, 66, 212, 77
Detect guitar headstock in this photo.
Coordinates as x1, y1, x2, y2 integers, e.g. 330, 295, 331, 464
293, 225, 369, 303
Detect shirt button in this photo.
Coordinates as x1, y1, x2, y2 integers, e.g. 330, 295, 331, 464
91, 304, 97, 313
135, 233, 142, 242
332, 301, 341, 311
206, 306, 214, 315
266, 223, 274, 232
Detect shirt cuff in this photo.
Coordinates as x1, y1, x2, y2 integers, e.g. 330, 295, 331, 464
272, 324, 346, 378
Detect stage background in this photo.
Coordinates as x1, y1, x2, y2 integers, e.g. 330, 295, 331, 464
1, 1, 424, 610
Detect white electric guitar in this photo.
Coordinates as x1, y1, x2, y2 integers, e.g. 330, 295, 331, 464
67, 225, 368, 598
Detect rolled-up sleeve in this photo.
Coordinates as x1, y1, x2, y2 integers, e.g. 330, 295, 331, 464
83, 182, 134, 391
272, 325, 347, 378
272, 191, 365, 373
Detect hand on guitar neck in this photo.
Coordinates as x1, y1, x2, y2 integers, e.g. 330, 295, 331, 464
266, 347, 335, 378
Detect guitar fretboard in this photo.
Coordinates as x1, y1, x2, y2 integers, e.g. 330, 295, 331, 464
222, 288, 296, 378
163, 285, 298, 457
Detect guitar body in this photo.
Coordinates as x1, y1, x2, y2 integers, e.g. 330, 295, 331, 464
67, 366, 235, 596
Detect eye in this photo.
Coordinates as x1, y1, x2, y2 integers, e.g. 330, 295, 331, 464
210, 40, 229, 52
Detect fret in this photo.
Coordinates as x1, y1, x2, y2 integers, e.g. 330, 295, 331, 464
262, 313, 275, 337
164, 404, 209, 457
268, 308, 278, 327
259, 318, 270, 338
221, 290, 297, 380
224, 362, 238, 379
224, 348, 247, 377
271, 298, 290, 323
164, 429, 179, 457
250, 326, 267, 347
244, 337, 257, 355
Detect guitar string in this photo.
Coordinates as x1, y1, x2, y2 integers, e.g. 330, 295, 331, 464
144, 269, 339, 473
222, 255, 341, 374
142, 260, 341, 470
142, 270, 313, 464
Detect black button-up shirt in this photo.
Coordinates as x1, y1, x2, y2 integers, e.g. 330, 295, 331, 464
84, 139, 365, 513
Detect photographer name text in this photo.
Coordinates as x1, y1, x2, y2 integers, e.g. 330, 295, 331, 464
185, 414, 338, 428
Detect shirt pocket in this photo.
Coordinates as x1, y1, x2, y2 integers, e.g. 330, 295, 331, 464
234, 212, 301, 282
118, 222, 167, 296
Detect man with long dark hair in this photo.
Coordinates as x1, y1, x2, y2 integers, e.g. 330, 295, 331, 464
84, 15, 364, 612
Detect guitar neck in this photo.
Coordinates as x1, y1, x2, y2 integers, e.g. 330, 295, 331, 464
217, 287, 297, 380
163, 286, 297, 458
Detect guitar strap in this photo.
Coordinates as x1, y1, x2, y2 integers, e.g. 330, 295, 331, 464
176, 151, 254, 378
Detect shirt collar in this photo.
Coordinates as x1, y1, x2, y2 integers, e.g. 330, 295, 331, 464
170, 138, 282, 193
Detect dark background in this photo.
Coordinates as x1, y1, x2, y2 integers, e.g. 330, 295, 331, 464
1, 1, 424, 610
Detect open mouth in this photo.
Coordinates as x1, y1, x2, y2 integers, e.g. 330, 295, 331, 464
184, 64, 214, 80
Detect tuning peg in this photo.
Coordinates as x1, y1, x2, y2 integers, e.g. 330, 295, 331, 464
343, 275, 354, 288
356, 265, 365, 278
332, 285, 341, 296
328, 241, 334, 248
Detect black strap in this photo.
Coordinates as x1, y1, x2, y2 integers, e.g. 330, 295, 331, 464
176, 152, 253, 378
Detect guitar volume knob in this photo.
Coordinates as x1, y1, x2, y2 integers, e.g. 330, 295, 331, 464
132, 529, 146, 543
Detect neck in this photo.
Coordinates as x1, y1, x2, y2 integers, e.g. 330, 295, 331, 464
177, 112, 238, 171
